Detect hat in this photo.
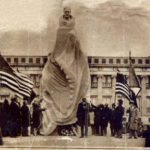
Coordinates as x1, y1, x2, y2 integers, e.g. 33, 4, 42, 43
112, 103, 116, 107
64, 7, 71, 12
82, 98, 86, 101
118, 99, 123, 104
11, 97, 17, 101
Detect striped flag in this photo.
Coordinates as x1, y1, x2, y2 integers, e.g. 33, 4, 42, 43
0, 55, 33, 98
115, 71, 140, 107
115, 72, 130, 100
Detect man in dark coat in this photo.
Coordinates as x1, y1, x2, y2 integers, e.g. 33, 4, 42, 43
143, 125, 150, 147
77, 98, 90, 138
2, 99, 10, 137
21, 101, 30, 136
110, 103, 116, 136
91, 104, 100, 135
115, 99, 124, 138
99, 104, 107, 136
31, 99, 45, 136
0, 103, 3, 145
102, 103, 110, 136
9, 97, 21, 137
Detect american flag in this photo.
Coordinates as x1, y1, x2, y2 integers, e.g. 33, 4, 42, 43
0, 55, 33, 98
115, 72, 140, 107
115, 72, 130, 100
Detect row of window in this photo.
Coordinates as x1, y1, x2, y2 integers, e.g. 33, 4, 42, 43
91, 82, 112, 88
91, 75, 150, 89
5, 57, 150, 65
6, 57, 47, 64
88, 58, 150, 65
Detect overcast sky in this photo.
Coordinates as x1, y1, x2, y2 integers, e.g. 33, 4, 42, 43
0, 0, 150, 57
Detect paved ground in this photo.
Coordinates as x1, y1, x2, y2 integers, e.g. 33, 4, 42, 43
0, 134, 146, 150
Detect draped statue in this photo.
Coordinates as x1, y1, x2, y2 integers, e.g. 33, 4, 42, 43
40, 7, 90, 135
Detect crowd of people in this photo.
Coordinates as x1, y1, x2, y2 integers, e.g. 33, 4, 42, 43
0, 96, 150, 147
77, 98, 150, 142
0, 96, 45, 139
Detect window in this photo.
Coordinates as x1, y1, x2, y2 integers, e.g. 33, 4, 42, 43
138, 59, 142, 64
109, 59, 113, 64
88, 58, 91, 64
21, 58, 25, 63
7, 58, 11, 63
30, 74, 36, 86
116, 59, 120, 64
147, 97, 150, 113
147, 108, 150, 113
35, 75, 40, 87
124, 59, 128, 64
43, 57, 47, 64
94, 58, 99, 63
91, 75, 98, 88
36, 58, 40, 64
132, 59, 135, 64
102, 75, 112, 88
29, 58, 33, 63
145, 59, 150, 64
146, 76, 150, 89
102, 59, 106, 64
14, 58, 18, 63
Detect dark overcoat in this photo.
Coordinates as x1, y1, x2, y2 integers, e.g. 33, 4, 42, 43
115, 105, 124, 130
21, 104, 30, 128
77, 102, 90, 126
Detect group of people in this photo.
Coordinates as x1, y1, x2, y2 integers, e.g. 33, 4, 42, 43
0, 96, 149, 147
77, 98, 124, 138
77, 98, 149, 140
0, 96, 148, 140
0, 96, 45, 139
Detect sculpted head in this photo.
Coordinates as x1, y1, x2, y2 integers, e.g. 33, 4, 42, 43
63, 7, 71, 18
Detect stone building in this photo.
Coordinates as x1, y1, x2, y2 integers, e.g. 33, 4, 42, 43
1, 55, 150, 120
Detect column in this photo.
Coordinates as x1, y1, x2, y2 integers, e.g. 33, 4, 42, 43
141, 75, 147, 116
97, 75, 103, 103
111, 75, 116, 104
38, 74, 42, 96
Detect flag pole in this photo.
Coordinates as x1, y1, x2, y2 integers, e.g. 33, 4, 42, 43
115, 91, 117, 106
115, 68, 120, 105
129, 50, 131, 87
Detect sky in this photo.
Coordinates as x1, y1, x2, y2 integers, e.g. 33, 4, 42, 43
0, 0, 150, 57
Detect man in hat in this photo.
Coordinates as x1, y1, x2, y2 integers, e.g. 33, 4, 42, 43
9, 97, 21, 137
110, 103, 116, 136
31, 97, 46, 136
77, 98, 90, 138
128, 102, 139, 139
103, 103, 110, 136
21, 100, 30, 136
115, 99, 124, 138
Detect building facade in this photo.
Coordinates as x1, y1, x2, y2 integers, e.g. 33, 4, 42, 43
1, 55, 150, 119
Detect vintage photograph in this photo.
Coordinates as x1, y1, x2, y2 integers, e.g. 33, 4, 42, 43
0, 0, 150, 149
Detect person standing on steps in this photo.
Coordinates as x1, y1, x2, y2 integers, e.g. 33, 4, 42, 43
115, 99, 124, 138
77, 98, 90, 138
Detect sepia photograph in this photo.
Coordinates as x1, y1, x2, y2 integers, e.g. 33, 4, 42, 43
0, 0, 150, 149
